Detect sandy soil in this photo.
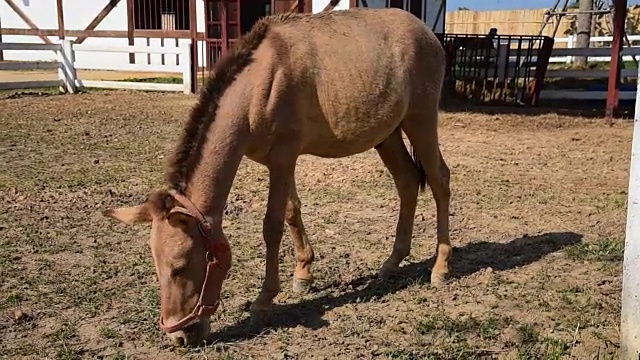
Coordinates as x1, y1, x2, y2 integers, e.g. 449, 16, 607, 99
0, 90, 631, 359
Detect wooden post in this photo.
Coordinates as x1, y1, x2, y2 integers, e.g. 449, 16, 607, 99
58, 40, 77, 93
189, 0, 198, 91
127, 0, 135, 64
56, 0, 65, 40
0, 17, 4, 61
620, 64, 640, 360
221, 0, 228, 54
73, 0, 123, 44
181, 42, 193, 94
605, 0, 627, 120
323, 0, 341, 11
574, 0, 593, 68
4, 0, 54, 44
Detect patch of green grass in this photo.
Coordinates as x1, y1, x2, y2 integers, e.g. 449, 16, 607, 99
117, 285, 161, 342
52, 321, 85, 360
99, 326, 120, 340
111, 350, 129, 360
517, 323, 539, 344
415, 312, 511, 343
382, 348, 423, 360
53, 321, 77, 343
118, 76, 182, 84
4, 293, 23, 306
516, 323, 570, 360
339, 312, 386, 337
566, 237, 624, 262
590, 190, 628, 210
0, 87, 66, 98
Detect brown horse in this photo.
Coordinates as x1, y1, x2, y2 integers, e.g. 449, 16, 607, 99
104, 7, 451, 346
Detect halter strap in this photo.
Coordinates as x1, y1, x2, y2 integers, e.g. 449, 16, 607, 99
157, 189, 230, 334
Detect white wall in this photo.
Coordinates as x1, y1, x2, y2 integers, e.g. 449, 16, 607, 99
352, 0, 445, 32
0, 0, 205, 71
0, 0, 444, 71
312, 0, 351, 13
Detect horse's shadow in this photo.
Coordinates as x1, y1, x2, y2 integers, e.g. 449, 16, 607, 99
206, 231, 582, 344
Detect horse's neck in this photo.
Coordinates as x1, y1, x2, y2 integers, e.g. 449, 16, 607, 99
187, 108, 250, 227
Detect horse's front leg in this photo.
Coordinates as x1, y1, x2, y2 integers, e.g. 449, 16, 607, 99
249, 156, 296, 319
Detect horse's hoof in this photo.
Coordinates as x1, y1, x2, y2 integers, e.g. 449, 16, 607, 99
248, 303, 272, 326
430, 271, 450, 287
292, 277, 313, 294
378, 264, 399, 279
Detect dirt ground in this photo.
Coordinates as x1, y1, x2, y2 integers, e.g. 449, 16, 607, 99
0, 90, 631, 359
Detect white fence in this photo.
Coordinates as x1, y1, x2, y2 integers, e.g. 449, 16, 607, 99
551, 34, 640, 64
0, 42, 75, 92
0, 40, 192, 94
541, 36, 640, 101
1, 35, 639, 101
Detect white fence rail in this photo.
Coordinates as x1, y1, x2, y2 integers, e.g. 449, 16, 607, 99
450, 35, 640, 101
2, 35, 638, 101
1, 40, 192, 94
551, 34, 640, 63
541, 38, 640, 101
0, 42, 75, 92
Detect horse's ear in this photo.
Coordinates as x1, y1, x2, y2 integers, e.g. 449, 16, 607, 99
103, 204, 152, 225
166, 207, 195, 229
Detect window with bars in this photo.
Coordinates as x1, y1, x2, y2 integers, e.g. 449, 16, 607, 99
133, 0, 192, 31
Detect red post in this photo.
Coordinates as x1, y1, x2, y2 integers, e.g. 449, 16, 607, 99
606, 0, 628, 120
189, 0, 198, 91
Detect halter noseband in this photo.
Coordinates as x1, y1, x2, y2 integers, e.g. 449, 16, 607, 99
157, 189, 230, 334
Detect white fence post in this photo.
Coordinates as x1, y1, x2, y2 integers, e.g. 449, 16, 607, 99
181, 42, 193, 94
566, 35, 574, 65
58, 40, 77, 93
620, 65, 640, 359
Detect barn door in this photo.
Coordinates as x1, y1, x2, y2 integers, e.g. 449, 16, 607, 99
204, 0, 240, 58
203, 0, 305, 70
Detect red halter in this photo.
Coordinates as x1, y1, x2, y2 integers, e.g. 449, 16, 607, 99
157, 189, 230, 334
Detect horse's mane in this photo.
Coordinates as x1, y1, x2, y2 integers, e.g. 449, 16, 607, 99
164, 13, 297, 194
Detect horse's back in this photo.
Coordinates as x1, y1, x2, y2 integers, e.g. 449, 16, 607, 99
253, 8, 446, 157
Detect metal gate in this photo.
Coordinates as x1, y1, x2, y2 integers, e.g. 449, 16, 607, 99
438, 33, 555, 106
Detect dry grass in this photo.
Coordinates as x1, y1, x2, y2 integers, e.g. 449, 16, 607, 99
0, 90, 631, 359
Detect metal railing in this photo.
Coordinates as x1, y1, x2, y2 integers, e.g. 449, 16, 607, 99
438, 33, 555, 106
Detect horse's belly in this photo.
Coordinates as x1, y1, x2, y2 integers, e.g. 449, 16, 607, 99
301, 115, 401, 158
301, 88, 408, 157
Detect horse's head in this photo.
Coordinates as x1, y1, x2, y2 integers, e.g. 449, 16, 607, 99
104, 189, 231, 346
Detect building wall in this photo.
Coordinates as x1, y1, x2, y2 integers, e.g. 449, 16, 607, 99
0, 0, 206, 68
354, 0, 445, 32
0, 0, 444, 69
312, 0, 351, 13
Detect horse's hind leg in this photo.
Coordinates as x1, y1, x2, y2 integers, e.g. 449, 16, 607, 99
375, 128, 422, 277
401, 106, 452, 287
286, 175, 315, 293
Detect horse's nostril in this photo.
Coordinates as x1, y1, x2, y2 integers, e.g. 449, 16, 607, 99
175, 336, 185, 347
183, 322, 199, 335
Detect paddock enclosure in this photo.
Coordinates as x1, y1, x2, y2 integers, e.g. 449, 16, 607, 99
0, 90, 629, 359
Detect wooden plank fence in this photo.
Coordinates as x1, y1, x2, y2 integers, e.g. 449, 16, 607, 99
0, 40, 192, 94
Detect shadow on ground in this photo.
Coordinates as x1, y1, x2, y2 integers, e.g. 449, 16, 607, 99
207, 231, 583, 344
442, 100, 635, 120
